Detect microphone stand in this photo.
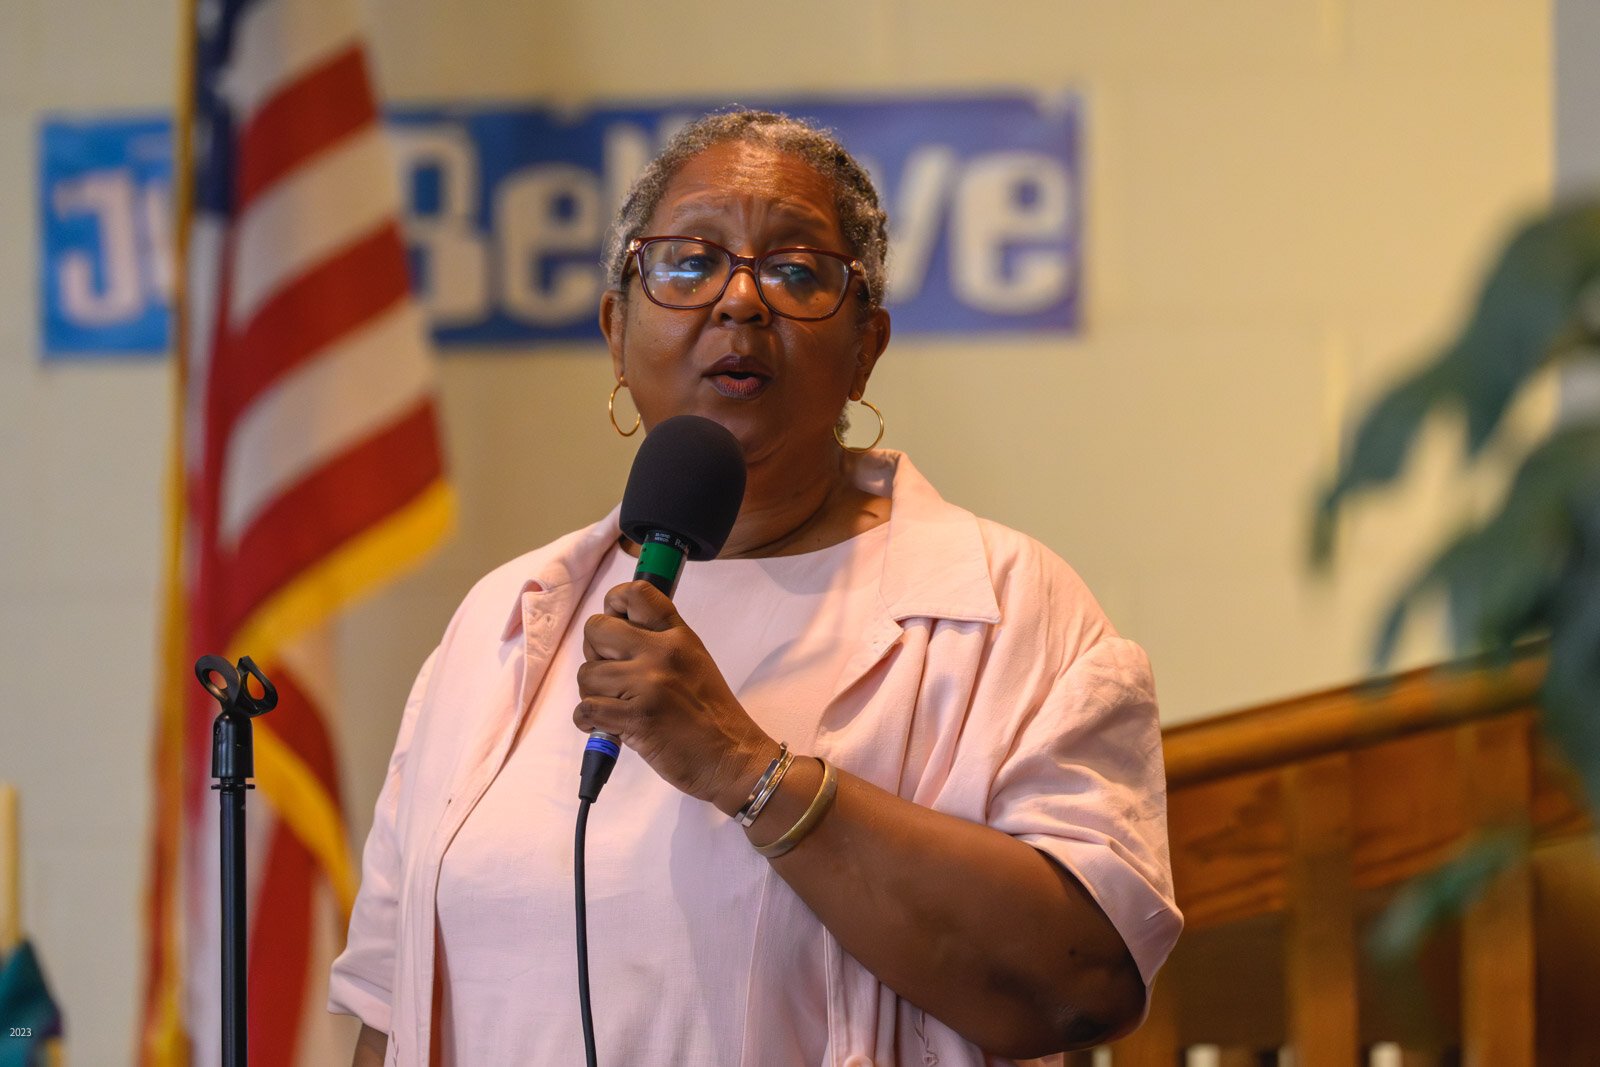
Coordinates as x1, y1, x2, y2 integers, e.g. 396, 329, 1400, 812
196, 654, 278, 1067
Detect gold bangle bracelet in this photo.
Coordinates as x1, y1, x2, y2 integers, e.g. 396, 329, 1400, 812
753, 758, 838, 860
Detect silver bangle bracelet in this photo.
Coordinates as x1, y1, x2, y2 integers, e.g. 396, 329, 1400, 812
734, 742, 788, 826
737, 745, 795, 828
742, 749, 795, 827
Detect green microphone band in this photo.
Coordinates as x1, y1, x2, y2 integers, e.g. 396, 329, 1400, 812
636, 539, 685, 583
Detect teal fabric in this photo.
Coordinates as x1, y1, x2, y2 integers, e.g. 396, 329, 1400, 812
0, 941, 62, 1067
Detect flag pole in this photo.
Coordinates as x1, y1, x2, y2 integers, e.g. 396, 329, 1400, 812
139, 0, 197, 1058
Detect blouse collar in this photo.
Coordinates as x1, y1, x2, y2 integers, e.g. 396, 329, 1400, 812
500, 449, 1000, 641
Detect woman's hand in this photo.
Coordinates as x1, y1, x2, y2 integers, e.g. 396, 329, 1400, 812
575, 579, 776, 814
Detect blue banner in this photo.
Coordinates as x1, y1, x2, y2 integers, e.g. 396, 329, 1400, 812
38, 95, 1081, 358
38, 118, 175, 357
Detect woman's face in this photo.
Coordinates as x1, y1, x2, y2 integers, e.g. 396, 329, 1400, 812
600, 141, 890, 477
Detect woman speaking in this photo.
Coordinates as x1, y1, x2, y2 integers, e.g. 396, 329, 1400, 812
331, 110, 1181, 1066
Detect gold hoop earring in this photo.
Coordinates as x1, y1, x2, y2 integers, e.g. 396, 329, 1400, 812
834, 397, 884, 453
609, 379, 640, 437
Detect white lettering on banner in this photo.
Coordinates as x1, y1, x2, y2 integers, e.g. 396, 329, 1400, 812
497, 163, 604, 325
953, 152, 1072, 314
880, 145, 957, 304
390, 126, 490, 327
602, 123, 652, 220
54, 170, 145, 326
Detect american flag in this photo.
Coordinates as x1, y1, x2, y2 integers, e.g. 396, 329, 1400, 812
142, 0, 452, 1062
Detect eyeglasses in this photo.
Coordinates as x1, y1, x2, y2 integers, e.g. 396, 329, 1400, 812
627, 236, 866, 321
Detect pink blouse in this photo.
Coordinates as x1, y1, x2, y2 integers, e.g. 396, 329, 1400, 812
330, 451, 1182, 1066
433, 526, 890, 1064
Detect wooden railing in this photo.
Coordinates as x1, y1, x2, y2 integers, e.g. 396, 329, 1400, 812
1099, 656, 1596, 1066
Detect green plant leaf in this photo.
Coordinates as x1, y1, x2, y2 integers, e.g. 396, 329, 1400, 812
1317, 201, 1600, 550
1449, 203, 1600, 452
1314, 361, 1464, 564
1365, 422, 1600, 669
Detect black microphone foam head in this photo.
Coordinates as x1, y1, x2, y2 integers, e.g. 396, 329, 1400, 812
620, 415, 747, 560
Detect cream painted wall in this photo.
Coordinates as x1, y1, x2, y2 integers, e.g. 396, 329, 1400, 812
0, 1, 1552, 1062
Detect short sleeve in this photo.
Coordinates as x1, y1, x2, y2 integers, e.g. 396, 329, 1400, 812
328, 648, 438, 1033
986, 636, 1183, 985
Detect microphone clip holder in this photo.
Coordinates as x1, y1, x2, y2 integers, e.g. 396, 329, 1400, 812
200, 654, 277, 787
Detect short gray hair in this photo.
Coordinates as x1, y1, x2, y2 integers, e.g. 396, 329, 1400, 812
602, 109, 889, 313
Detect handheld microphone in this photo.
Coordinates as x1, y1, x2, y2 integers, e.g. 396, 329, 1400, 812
577, 414, 746, 802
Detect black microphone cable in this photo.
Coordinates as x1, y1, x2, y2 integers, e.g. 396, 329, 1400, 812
575, 731, 619, 1067
574, 797, 598, 1067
